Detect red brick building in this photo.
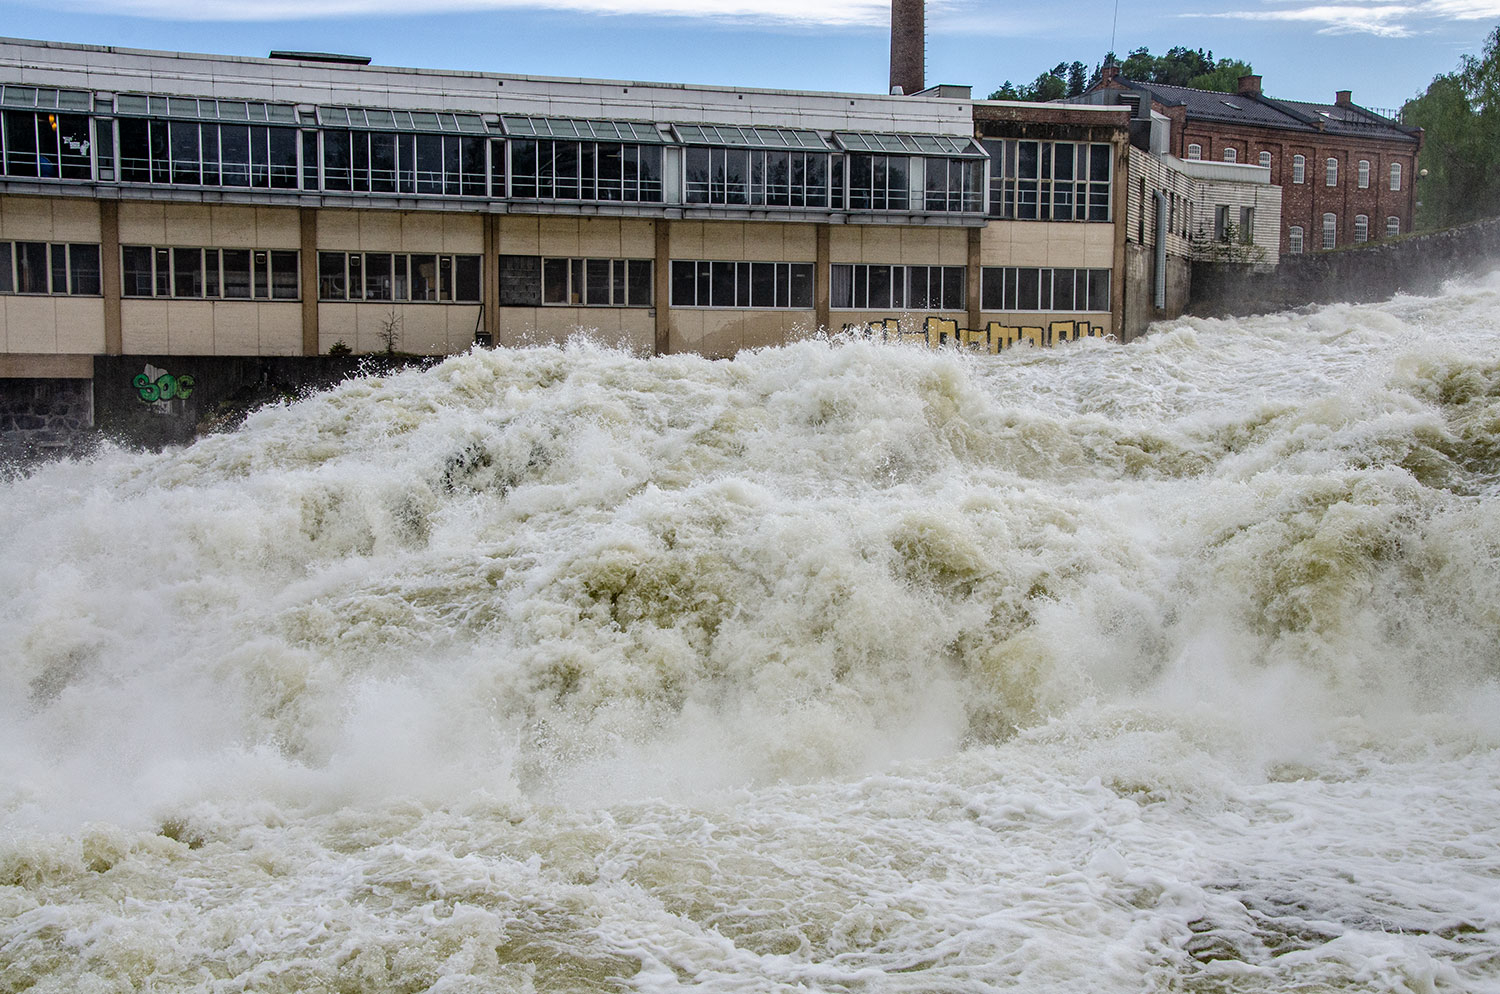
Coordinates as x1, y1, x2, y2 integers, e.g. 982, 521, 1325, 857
1091, 70, 1422, 256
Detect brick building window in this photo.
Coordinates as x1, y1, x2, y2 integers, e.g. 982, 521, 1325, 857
1288, 226, 1304, 254
1326, 158, 1338, 187
1259, 151, 1272, 168
1387, 216, 1400, 237
1187, 144, 1201, 160
1358, 160, 1370, 188
1390, 163, 1402, 191
1354, 215, 1369, 243
1223, 148, 1236, 163
1322, 213, 1337, 249
1292, 155, 1305, 183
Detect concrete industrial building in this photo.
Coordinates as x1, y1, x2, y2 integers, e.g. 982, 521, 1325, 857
0, 32, 1132, 451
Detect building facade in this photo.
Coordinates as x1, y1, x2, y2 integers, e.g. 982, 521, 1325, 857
0, 36, 1133, 399
1090, 70, 1420, 257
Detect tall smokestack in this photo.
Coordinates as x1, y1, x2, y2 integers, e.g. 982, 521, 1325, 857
890, 0, 924, 95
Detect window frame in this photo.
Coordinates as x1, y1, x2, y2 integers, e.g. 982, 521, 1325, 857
669, 260, 814, 310
1292, 154, 1306, 184
120, 244, 299, 300
0, 241, 101, 295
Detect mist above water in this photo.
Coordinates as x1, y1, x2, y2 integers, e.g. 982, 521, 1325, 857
3, 276, 1500, 992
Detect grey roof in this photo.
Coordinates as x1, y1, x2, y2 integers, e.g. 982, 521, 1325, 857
834, 132, 987, 157
1117, 79, 1417, 144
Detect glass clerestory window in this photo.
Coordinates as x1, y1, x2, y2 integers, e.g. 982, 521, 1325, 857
121, 246, 299, 299
318, 252, 482, 302
321, 131, 487, 196
0, 241, 101, 295
1, 110, 93, 180
980, 267, 1111, 312
508, 138, 663, 202
684, 147, 828, 208
118, 118, 298, 189
669, 260, 813, 309
844, 154, 984, 213
830, 263, 965, 310
984, 140, 1111, 221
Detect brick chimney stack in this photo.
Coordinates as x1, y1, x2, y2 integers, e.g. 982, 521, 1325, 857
890, 0, 924, 95
1237, 75, 1262, 97
1100, 64, 1120, 85
1336, 90, 1352, 107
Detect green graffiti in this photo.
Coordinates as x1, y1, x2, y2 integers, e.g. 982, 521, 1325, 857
133, 370, 195, 404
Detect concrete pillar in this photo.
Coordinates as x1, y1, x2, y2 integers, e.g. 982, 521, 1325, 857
99, 199, 122, 356
966, 226, 982, 332
484, 212, 500, 345
300, 207, 318, 355
654, 219, 671, 355
890, 0, 925, 96
1112, 138, 1130, 341
815, 223, 831, 333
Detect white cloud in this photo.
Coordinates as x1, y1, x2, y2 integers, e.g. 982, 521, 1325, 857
1183, 0, 1500, 37
46, 0, 900, 25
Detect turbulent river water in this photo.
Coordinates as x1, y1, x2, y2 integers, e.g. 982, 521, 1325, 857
4, 276, 1500, 993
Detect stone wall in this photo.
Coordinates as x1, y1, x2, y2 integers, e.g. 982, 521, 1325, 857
1188, 216, 1500, 318
0, 378, 94, 464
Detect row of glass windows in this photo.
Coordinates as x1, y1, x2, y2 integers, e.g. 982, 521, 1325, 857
322, 132, 488, 197
1, 111, 93, 180
0, 243, 1116, 315
121, 246, 299, 299
508, 140, 665, 203
0, 241, 101, 294
118, 119, 300, 189
1287, 215, 1401, 253
830, 264, 966, 311
318, 253, 482, 302
1, 113, 1114, 219
981, 268, 1112, 313
497, 255, 655, 307
1186, 144, 1405, 191
983, 140, 1113, 222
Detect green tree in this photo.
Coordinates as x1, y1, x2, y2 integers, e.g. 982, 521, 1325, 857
1403, 25, 1500, 230
991, 46, 1251, 102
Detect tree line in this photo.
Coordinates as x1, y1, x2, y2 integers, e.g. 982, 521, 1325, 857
1401, 26, 1500, 231
988, 47, 1253, 102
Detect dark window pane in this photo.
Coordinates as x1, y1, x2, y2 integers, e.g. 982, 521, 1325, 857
220, 126, 250, 187
455, 255, 481, 302
511, 140, 536, 198
1017, 268, 1040, 310
95, 118, 115, 180
58, 114, 92, 180
628, 260, 652, 306
119, 118, 151, 182
50, 243, 68, 294
460, 137, 486, 197
1052, 269, 1076, 311
397, 134, 416, 193
638, 145, 662, 202
364, 253, 392, 300
541, 257, 569, 304
670, 260, 696, 306
302, 131, 319, 190
154, 248, 171, 297
0, 243, 11, 293
554, 141, 579, 199
868, 265, 891, 310
500, 254, 542, 306
271, 251, 299, 299
710, 261, 736, 307
830, 264, 851, 309
322, 130, 351, 191
251, 250, 269, 299
685, 148, 710, 204
751, 262, 776, 309
942, 266, 964, 310
121, 245, 154, 297
4, 111, 38, 177
790, 264, 813, 309
586, 258, 611, 305
416, 134, 443, 195
980, 268, 1001, 310
204, 249, 220, 297
410, 254, 438, 301
319, 251, 346, 300
249, 127, 271, 188
173, 247, 203, 297
1087, 269, 1111, 311
170, 121, 200, 185
369, 133, 397, 193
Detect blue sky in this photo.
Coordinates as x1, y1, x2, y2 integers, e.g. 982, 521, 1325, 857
2, 0, 1495, 113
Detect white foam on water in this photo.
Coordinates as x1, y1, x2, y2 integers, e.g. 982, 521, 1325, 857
3, 274, 1500, 991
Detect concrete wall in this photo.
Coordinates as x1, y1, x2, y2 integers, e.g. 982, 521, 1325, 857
1188, 215, 1500, 318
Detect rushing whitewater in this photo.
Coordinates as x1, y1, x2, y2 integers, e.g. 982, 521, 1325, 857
4, 278, 1500, 993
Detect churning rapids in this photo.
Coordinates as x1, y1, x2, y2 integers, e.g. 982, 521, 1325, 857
4, 278, 1500, 994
